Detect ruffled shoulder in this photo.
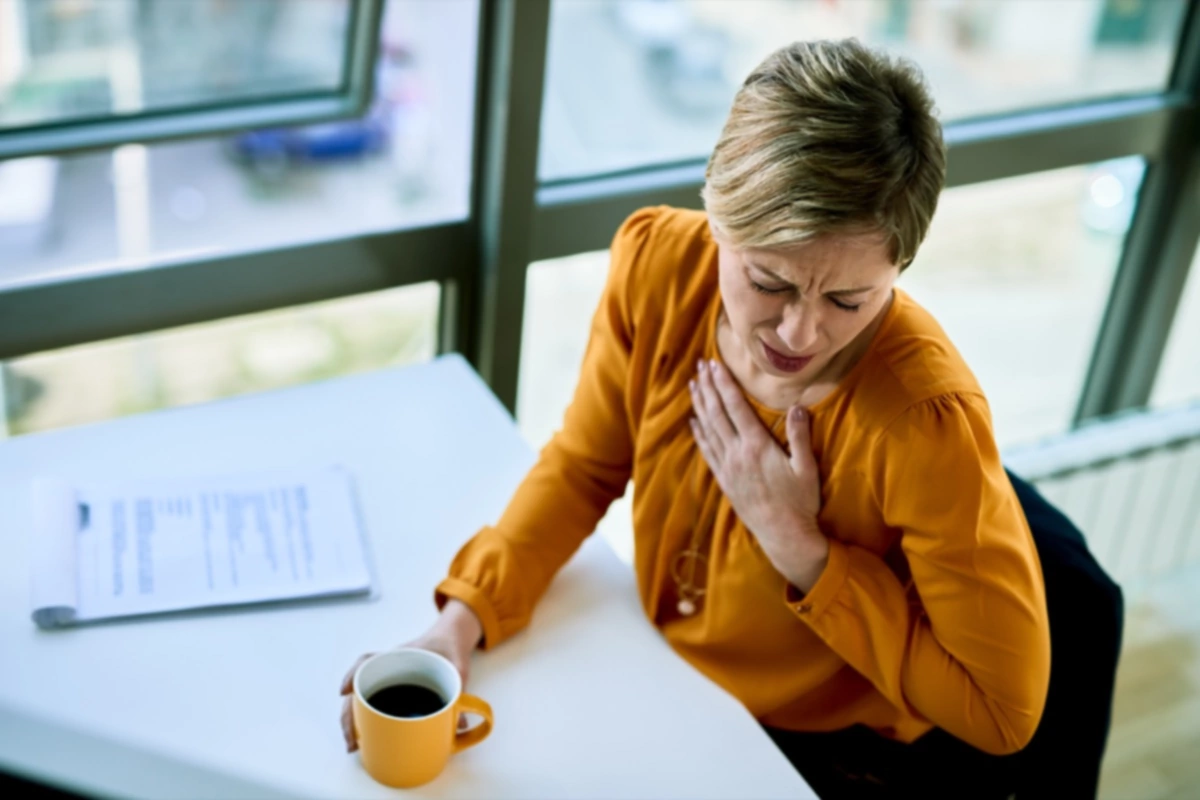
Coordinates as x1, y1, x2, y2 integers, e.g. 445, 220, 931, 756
609, 206, 713, 325
871, 390, 1010, 536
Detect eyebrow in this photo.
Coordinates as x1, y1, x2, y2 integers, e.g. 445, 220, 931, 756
747, 263, 874, 296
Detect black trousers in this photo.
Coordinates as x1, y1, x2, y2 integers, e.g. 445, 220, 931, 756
766, 470, 1125, 799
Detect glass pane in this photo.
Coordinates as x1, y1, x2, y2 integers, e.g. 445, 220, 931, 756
0, 0, 477, 288
0, 0, 352, 128
1150, 243, 1200, 409
518, 159, 1143, 465
901, 157, 1143, 446
519, 252, 611, 453
541, 0, 1186, 180
1, 282, 438, 437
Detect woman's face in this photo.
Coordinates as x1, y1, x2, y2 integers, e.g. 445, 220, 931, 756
713, 226, 900, 386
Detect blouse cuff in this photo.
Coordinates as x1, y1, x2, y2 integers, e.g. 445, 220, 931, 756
434, 576, 503, 651
785, 538, 850, 624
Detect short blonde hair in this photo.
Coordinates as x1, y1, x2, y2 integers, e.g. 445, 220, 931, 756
702, 39, 946, 269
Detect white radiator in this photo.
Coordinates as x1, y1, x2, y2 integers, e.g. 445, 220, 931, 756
1004, 403, 1200, 586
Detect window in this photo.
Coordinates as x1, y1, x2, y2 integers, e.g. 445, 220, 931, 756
0, 0, 383, 157
1150, 241, 1200, 409
0, 0, 479, 289
540, 0, 1187, 180
1, 282, 438, 437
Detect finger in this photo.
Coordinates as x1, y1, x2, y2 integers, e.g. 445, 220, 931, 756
342, 696, 358, 752
786, 405, 813, 473
695, 360, 737, 444
689, 388, 726, 464
688, 379, 723, 460
691, 418, 728, 492
450, 658, 471, 690
709, 359, 763, 438
690, 417, 720, 474
340, 653, 374, 695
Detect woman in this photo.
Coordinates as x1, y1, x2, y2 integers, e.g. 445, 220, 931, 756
342, 39, 1058, 797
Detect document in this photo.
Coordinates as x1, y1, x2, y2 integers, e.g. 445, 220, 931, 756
30, 466, 372, 628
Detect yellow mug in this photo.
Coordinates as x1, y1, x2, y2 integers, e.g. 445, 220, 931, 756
352, 648, 494, 788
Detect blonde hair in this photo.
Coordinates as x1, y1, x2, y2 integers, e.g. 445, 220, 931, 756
702, 39, 946, 269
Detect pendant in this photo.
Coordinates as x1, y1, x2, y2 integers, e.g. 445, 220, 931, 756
672, 549, 707, 618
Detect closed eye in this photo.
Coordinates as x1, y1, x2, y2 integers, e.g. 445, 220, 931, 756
749, 280, 790, 296
830, 297, 862, 312
748, 268, 864, 310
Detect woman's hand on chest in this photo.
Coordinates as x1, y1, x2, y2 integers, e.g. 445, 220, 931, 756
689, 359, 830, 593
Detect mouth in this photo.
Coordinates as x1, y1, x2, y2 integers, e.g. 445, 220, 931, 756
761, 340, 814, 373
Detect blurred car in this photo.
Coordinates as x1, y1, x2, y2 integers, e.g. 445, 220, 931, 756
231, 116, 389, 163
226, 104, 390, 181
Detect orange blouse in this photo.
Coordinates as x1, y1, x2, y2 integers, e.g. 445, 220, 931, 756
436, 207, 1050, 755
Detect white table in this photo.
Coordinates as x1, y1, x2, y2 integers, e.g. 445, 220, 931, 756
0, 355, 813, 799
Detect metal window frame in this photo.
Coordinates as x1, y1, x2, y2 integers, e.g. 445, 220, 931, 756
1, 0, 1198, 426
446, 0, 551, 410
0, 0, 384, 160
0, 223, 471, 359
1075, 0, 1200, 421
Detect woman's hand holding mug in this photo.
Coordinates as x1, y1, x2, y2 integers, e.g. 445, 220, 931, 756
339, 599, 484, 754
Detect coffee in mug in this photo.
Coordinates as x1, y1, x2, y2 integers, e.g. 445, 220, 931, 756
366, 683, 447, 718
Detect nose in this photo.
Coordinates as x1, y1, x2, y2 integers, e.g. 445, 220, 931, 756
777, 304, 819, 354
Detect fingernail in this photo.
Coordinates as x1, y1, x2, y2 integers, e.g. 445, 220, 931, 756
688, 379, 696, 392
709, 359, 718, 371
696, 359, 705, 372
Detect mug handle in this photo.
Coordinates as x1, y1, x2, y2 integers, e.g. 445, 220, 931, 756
453, 693, 494, 753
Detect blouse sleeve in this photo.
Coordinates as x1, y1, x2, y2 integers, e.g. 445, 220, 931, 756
789, 393, 1051, 755
433, 209, 659, 649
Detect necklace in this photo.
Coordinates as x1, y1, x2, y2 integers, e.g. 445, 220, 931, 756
671, 390, 789, 616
